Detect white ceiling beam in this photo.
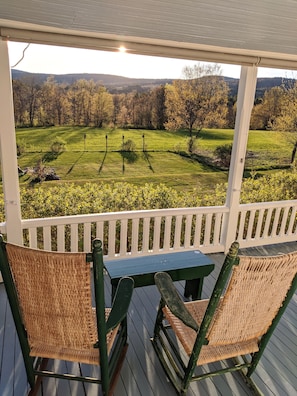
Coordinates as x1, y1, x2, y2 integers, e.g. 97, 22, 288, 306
2, 27, 297, 71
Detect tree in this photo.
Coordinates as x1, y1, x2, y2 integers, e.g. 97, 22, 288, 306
117, 105, 130, 128
38, 77, 70, 126
270, 81, 297, 163
250, 86, 285, 130
68, 79, 95, 126
151, 85, 166, 129
12, 80, 31, 126
226, 96, 237, 129
214, 144, 233, 167
117, 92, 135, 128
112, 94, 124, 127
165, 63, 229, 136
93, 85, 114, 128
13, 76, 41, 127
130, 92, 151, 128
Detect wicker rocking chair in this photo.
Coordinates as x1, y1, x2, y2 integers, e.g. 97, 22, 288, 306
151, 241, 297, 395
0, 236, 134, 396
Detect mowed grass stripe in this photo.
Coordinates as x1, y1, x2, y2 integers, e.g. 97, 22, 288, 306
18, 151, 227, 192
19, 152, 217, 177
16, 126, 292, 193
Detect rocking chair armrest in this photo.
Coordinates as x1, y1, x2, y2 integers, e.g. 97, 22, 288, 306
106, 276, 134, 333
154, 272, 199, 332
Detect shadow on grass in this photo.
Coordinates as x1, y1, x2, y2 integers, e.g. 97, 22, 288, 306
42, 152, 59, 162
199, 129, 233, 141
142, 151, 155, 173
66, 152, 84, 175
98, 152, 107, 174
120, 151, 138, 164
120, 151, 138, 174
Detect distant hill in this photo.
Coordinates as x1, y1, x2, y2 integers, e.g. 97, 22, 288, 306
11, 69, 173, 94
224, 76, 296, 98
11, 69, 295, 97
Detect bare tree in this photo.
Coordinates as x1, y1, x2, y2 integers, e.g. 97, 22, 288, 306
165, 63, 229, 136
93, 85, 114, 127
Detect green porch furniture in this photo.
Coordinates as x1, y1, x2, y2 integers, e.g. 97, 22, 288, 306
105, 250, 214, 301
0, 236, 134, 396
151, 241, 297, 395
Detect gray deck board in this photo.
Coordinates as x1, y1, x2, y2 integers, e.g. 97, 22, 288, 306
0, 242, 296, 395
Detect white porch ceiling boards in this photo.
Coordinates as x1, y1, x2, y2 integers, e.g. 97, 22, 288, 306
0, 0, 297, 69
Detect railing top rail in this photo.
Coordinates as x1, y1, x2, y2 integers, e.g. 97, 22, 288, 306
20, 206, 229, 228
2, 200, 296, 255
239, 199, 297, 210
19, 199, 297, 229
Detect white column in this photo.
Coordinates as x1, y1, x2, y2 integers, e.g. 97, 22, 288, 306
222, 65, 258, 251
0, 39, 23, 245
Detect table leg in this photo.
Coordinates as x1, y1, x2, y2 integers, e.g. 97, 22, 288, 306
184, 278, 203, 300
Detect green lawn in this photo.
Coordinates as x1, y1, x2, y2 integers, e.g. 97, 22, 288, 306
17, 127, 190, 152
16, 127, 293, 193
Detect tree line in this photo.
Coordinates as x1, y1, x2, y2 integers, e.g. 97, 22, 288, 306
12, 63, 235, 133
12, 61, 297, 142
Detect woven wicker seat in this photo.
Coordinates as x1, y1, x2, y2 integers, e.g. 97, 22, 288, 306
151, 242, 297, 395
0, 236, 134, 396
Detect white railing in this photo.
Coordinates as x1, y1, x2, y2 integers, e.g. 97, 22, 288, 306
20, 206, 228, 257
236, 200, 297, 248
1, 200, 297, 258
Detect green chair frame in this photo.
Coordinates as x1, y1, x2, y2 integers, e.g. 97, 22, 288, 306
0, 236, 134, 396
151, 242, 297, 395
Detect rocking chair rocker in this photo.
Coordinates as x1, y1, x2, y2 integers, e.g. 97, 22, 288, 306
0, 236, 134, 396
151, 242, 297, 395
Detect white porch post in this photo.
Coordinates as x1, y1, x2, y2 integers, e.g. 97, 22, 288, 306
222, 65, 258, 251
0, 39, 22, 245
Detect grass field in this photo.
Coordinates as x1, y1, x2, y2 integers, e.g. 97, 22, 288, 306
16, 127, 292, 194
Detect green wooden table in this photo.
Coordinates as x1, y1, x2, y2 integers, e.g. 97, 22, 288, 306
105, 250, 214, 300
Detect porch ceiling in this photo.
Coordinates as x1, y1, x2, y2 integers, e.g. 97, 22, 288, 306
1, 1, 297, 69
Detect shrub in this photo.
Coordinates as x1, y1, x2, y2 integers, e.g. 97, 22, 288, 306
17, 141, 25, 156
14, 182, 201, 219
121, 139, 136, 152
51, 138, 66, 154
202, 170, 297, 206
1, 170, 296, 219
214, 144, 232, 167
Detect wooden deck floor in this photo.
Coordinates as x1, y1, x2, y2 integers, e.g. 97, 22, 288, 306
0, 243, 296, 396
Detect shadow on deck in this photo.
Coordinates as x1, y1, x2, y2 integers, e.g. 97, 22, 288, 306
0, 243, 296, 395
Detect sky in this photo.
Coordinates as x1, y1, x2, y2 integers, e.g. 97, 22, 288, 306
7, 41, 296, 80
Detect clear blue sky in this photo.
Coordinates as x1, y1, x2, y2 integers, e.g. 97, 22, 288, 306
8, 42, 296, 80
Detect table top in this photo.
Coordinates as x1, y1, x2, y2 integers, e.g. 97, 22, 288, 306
105, 250, 214, 280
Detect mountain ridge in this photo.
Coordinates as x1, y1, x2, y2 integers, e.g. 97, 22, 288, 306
11, 69, 294, 97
